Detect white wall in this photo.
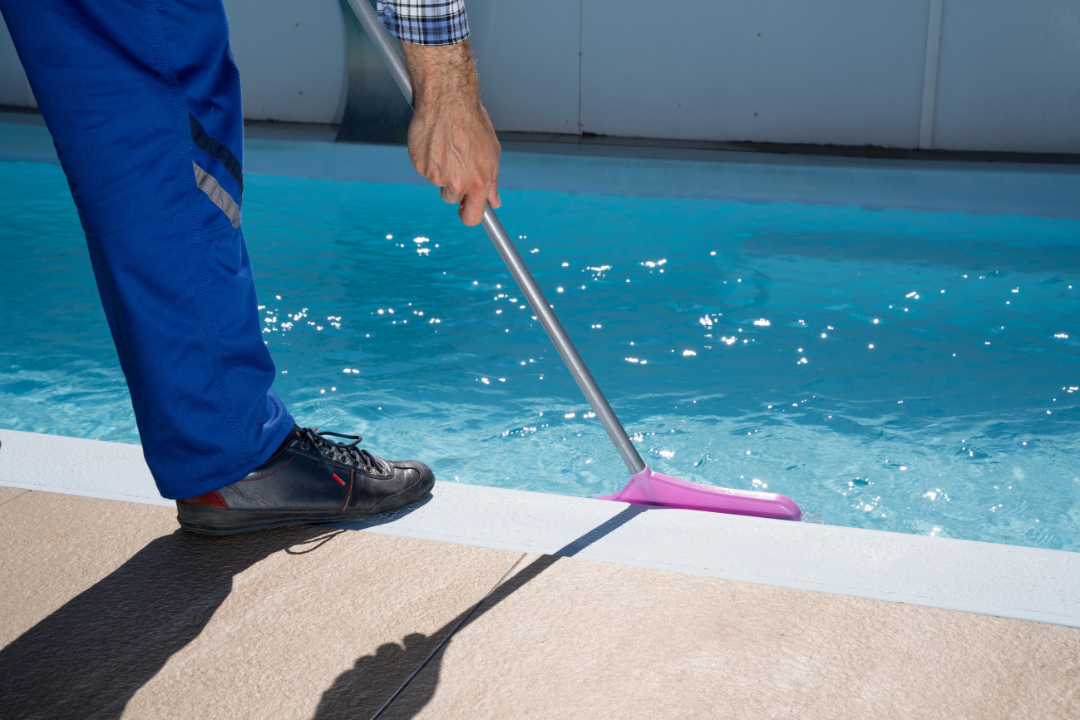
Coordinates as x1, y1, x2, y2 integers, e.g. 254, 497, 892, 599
1, 0, 1077, 153
931, 0, 1080, 154
0, 0, 347, 124
576, 0, 930, 147
222, 0, 348, 124
467, 0, 1080, 153
467, 0, 580, 134
0, 15, 32, 108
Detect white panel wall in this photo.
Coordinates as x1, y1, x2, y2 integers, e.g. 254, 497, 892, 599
931, 0, 1080, 153
223, 0, 348, 124
1, 1, 1078, 153
0, 15, 32, 108
579, 0, 931, 147
467, 0, 579, 134
0, 1, 346, 122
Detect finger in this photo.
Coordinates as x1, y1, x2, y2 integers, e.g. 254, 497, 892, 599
487, 167, 501, 209
440, 186, 462, 205
458, 189, 488, 226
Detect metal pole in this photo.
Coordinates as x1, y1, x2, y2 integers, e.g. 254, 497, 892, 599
479, 210, 645, 474
343, 0, 646, 475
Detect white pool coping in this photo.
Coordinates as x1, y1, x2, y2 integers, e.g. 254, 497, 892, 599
3, 428, 1078, 629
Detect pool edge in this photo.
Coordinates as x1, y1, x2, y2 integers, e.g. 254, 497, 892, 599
2, 427, 1078, 629
5, 117, 1080, 220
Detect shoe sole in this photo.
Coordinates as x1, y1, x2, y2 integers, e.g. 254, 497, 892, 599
176, 477, 434, 536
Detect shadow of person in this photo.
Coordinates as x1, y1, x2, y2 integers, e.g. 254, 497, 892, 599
0, 523, 339, 720
316, 632, 447, 719
314, 554, 563, 720
314, 504, 652, 720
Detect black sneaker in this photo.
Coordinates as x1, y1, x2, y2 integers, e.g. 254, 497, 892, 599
176, 426, 435, 535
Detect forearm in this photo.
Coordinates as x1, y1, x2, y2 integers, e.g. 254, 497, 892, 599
402, 40, 479, 113
376, 0, 478, 115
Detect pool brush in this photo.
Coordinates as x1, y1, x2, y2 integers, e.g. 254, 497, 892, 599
345, 0, 801, 521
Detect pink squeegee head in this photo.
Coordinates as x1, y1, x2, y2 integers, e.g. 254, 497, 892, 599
596, 465, 802, 521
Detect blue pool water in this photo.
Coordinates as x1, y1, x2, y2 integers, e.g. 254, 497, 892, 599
2, 160, 1078, 550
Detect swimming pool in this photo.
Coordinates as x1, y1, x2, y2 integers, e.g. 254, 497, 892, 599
2, 160, 1078, 551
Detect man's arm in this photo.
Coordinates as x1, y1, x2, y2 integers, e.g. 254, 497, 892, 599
378, 0, 500, 226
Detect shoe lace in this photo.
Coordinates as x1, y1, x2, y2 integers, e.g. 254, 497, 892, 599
295, 427, 382, 487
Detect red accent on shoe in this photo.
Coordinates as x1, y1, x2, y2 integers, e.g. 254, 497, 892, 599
179, 491, 228, 509
332, 473, 345, 486
342, 469, 354, 511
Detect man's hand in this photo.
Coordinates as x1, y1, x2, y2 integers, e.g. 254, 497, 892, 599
402, 40, 501, 227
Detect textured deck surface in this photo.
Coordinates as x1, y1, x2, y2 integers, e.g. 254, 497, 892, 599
2, 487, 1078, 719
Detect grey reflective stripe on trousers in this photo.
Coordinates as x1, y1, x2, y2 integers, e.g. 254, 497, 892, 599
192, 161, 242, 228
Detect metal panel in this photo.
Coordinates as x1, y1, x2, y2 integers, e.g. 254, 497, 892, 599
0, 14, 32, 108
223, 0, 349, 124
581, 0, 930, 148
467, 0, 581, 135
932, 0, 1080, 154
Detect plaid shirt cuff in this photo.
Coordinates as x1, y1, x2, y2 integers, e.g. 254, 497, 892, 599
377, 0, 470, 46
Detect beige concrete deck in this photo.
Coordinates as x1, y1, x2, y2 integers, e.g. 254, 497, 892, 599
2, 487, 1078, 719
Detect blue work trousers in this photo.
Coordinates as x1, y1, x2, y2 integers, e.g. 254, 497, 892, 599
1, 0, 295, 498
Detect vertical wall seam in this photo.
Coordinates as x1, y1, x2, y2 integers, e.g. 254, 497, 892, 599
577, 0, 583, 135
331, 0, 351, 125
919, 0, 945, 150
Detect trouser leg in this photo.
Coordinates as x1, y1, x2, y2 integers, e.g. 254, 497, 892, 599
0, 0, 295, 498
